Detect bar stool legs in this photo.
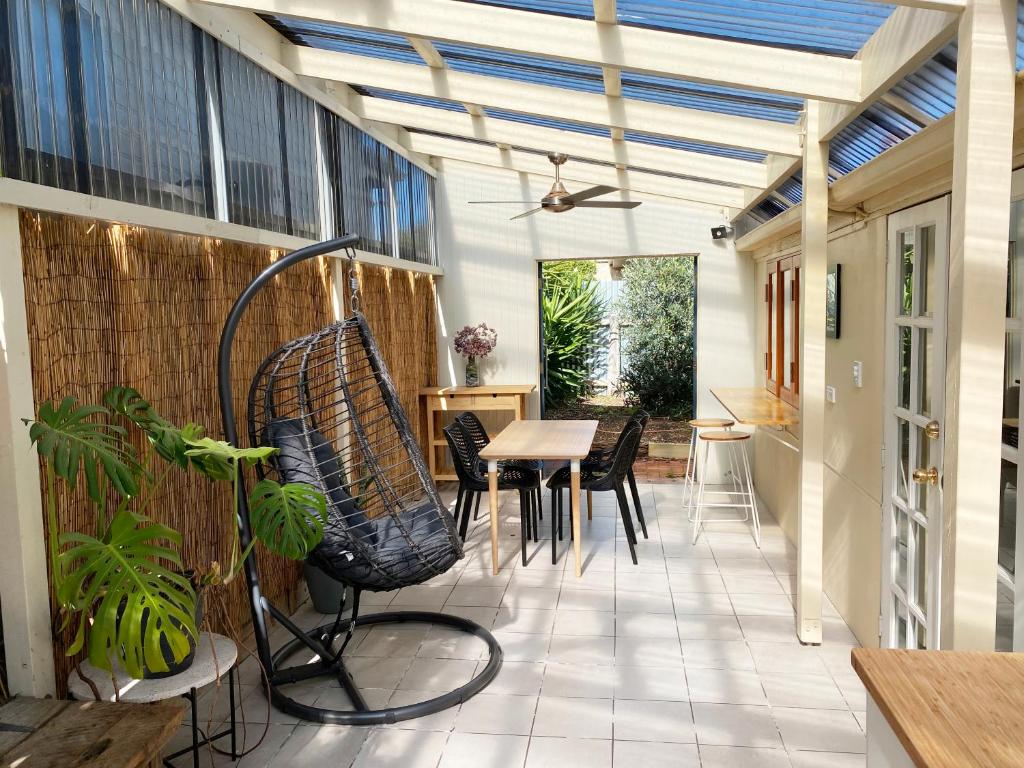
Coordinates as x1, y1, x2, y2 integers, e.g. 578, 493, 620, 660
691, 430, 760, 547
684, 418, 735, 522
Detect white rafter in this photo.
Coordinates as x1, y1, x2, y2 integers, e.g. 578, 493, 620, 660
402, 131, 745, 208
353, 95, 767, 189
819, 6, 958, 140
286, 48, 802, 156
197, 0, 862, 102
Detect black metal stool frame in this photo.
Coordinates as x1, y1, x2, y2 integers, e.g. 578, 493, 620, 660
217, 235, 502, 726
162, 666, 237, 768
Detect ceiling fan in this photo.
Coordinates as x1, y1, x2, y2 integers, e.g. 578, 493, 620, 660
468, 152, 642, 220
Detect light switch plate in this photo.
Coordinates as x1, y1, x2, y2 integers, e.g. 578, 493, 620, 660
852, 361, 863, 388
825, 385, 837, 403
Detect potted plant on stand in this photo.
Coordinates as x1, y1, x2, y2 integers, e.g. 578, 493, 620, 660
454, 323, 498, 387
24, 387, 328, 689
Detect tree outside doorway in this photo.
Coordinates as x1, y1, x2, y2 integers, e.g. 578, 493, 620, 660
541, 256, 697, 481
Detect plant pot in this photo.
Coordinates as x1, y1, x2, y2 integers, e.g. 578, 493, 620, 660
304, 562, 349, 614
465, 356, 480, 387
119, 572, 204, 680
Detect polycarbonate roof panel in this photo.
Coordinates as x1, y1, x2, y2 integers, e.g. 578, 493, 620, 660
889, 43, 956, 122
776, 174, 803, 205
435, 42, 605, 92
831, 104, 921, 176
359, 88, 469, 113
623, 131, 766, 163
483, 108, 610, 137
463, 0, 895, 56
260, 16, 424, 63
620, 73, 802, 123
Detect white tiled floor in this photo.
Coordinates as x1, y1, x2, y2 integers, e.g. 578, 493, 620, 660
174, 482, 867, 767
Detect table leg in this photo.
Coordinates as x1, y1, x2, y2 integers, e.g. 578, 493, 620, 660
586, 490, 592, 521
489, 460, 500, 575
571, 459, 582, 577
228, 666, 237, 760
190, 686, 199, 768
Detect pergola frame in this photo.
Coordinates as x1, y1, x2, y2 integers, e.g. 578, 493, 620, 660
188, 0, 991, 650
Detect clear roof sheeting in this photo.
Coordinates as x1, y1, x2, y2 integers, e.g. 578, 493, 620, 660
260, 17, 424, 63
436, 43, 605, 93
483, 108, 610, 137
620, 73, 803, 122
357, 87, 469, 113
622, 132, 766, 163
463, 0, 895, 56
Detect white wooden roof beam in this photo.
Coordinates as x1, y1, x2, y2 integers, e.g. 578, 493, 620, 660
353, 95, 768, 188
403, 131, 745, 208
819, 6, 958, 140
287, 48, 802, 156
197, 0, 862, 102
592, 0, 617, 24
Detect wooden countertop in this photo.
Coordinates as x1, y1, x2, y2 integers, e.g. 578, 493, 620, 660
853, 648, 1024, 767
711, 387, 800, 427
480, 419, 598, 461
420, 385, 536, 396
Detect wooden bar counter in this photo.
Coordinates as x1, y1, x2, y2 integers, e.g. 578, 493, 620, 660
711, 387, 800, 427
853, 647, 1024, 767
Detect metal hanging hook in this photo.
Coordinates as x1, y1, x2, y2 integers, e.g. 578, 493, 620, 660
346, 246, 361, 313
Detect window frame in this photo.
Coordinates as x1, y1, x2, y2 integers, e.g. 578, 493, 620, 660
764, 254, 801, 407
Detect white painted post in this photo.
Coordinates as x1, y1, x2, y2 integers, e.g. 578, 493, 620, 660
798, 101, 829, 645
0, 204, 56, 694
940, 0, 1017, 650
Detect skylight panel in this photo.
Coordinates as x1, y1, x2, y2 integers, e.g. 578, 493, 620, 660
260, 16, 424, 64
358, 88, 469, 113
620, 73, 803, 123
623, 131, 766, 163
434, 42, 605, 93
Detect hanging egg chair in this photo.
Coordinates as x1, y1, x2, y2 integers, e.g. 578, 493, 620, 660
218, 235, 501, 725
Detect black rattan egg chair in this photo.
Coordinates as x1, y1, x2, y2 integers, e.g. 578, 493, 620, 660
217, 235, 501, 726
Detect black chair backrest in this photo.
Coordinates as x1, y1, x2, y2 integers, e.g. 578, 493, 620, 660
457, 412, 490, 451
590, 422, 644, 491
604, 409, 650, 457
444, 420, 485, 485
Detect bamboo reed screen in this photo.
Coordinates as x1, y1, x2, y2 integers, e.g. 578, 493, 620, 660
18, 211, 438, 692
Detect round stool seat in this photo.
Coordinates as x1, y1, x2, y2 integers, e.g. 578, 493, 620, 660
699, 430, 750, 442
689, 418, 734, 429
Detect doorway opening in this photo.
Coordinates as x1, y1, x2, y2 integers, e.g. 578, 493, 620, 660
538, 255, 697, 482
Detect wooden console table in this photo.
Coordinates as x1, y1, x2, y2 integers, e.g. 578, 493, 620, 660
420, 385, 536, 481
0, 696, 185, 768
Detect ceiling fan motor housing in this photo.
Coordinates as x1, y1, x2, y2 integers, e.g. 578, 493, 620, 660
542, 180, 575, 212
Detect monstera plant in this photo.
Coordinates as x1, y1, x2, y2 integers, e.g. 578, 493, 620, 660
25, 387, 327, 681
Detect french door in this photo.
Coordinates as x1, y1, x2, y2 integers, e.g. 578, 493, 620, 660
882, 196, 950, 649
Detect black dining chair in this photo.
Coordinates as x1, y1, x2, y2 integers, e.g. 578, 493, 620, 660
581, 410, 650, 539
457, 412, 543, 529
546, 422, 645, 564
443, 420, 540, 565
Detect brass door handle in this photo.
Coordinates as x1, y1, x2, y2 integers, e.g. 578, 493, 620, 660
924, 420, 940, 440
912, 467, 939, 485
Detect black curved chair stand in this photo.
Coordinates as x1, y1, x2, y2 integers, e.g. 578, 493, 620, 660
217, 234, 502, 726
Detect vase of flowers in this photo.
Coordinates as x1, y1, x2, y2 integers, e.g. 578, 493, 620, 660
454, 323, 497, 387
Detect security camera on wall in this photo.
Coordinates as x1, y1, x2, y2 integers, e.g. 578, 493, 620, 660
711, 225, 734, 240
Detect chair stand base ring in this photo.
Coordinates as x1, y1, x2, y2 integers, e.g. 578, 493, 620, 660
267, 611, 503, 726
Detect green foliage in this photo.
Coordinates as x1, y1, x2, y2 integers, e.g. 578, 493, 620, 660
542, 262, 606, 408
616, 258, 696, 417
25, 387, 328, 680
249, 479, 329, 560
59, 510, 197, 678
26, 397, 141, 503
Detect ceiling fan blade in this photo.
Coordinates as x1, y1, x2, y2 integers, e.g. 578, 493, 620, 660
572, 201, 642, 209
564, 184, 618, 203
510, 207, 545, 221
468, 200, 537, 204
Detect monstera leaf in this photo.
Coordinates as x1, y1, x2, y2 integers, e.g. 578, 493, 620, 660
57, 509, 197, 678
183, 437, 278, 473
248, 479, 328, 560
24, 397, 141, 502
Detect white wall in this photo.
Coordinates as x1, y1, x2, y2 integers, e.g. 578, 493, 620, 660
434, 159, 757, 476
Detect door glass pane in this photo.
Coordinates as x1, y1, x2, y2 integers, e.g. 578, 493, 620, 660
919, 225, 935, 317
997, 580, 1014, 652
897, 509, 909, 590
1004, 332, 1021, 449
897, 609, 908, 647
897, 419, 911, 503
898, 326, 912, 410
918, 328, 933, 417
1008, 237, 1022, 319
783, 268, 794, 388
899, 231, 914, 316
999, 458, 1017, 577
915, 619, 927, 650
768, 272, 777, 380
914, 521, 927, 609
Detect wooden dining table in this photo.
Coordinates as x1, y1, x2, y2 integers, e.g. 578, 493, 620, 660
479, 419, 598, 577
